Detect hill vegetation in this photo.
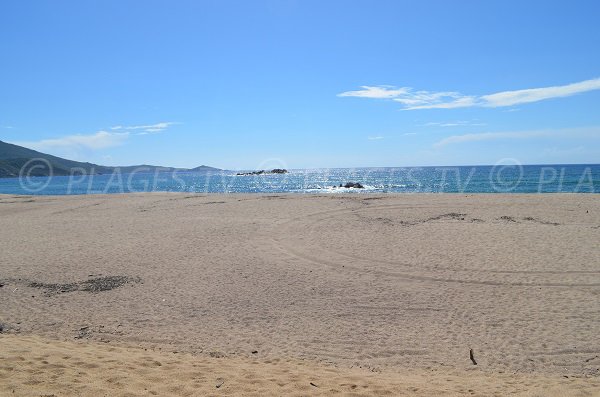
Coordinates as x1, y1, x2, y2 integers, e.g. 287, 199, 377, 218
0, 140, 220, 178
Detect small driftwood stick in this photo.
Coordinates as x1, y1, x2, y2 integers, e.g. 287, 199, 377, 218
469, 348, 477, 365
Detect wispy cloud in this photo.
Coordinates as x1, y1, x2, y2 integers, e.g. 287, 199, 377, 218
481, 79, 600, 107
338, 86, 409, 99
339, 78, 600, 110
15, 131, 130, 152
434, 131, 548, 147
12, 121, 178, 155
367, 136, 384, 140
338, 86, 472, 109
433, 127, 600, 147
110, 122, 178, 134
422, 120, 486, 127
403, 132, 418, 136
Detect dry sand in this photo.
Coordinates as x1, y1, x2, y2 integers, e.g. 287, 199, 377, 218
1, 193, 599, 396
2, 334, 598, 397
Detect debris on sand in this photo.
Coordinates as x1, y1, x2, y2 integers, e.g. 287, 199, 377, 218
0, 322, 17, 334
75, 326, 92, 339
28, 276, 140, 295
470, 349, 478, 365
80, 276, 135, 292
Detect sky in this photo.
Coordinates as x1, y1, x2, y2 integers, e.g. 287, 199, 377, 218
1, 0, 599, 169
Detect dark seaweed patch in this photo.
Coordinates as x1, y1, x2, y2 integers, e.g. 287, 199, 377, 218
29, 276, 139, 295
522, 216, 560, 226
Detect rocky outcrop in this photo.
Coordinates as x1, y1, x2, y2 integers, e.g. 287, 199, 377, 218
236, 169, 288, 176
342, 182, 364, 189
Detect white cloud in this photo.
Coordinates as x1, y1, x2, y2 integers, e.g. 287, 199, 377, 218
403, 132, 418, 136
542, 146, 585, 157
339, 77, 600, 110
367, 136, 384, 140
338, 86, 472, 108
403, 96, 477, 110
433, 127, 600, 147
10, 121, 181, 161
399, 94, 476, 110
338, 86, 409, 99
434, 131, 546, 147
422, 120, 486, 127
12, 121, 178, 155
110, 122, 178, 134
15, 131, 130, 152
481, 78, 600, 107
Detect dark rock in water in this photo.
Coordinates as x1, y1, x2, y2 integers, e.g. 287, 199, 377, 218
236, 170, 262, 176
236, 168, 288, 176
343, 182, 364, 189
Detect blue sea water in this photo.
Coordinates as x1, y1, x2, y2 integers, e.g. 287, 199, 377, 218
0, 164, 598, 195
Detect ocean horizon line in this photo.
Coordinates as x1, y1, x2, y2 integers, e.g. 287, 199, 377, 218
1, 164, 597, 195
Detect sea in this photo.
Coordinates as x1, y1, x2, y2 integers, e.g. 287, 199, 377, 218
0, 164, 598, 195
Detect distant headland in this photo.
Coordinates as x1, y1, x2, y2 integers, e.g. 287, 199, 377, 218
0, 140, 222, 178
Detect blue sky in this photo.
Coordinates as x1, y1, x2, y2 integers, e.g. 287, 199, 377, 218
1, 0, 599, 169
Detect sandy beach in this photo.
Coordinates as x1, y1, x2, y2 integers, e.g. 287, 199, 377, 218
1, 193, 599, 396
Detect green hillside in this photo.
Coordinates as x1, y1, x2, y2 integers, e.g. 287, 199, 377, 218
0, 140, 221, 178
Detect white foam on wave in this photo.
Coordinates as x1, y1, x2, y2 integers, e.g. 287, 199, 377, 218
299, 184, 379, 193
